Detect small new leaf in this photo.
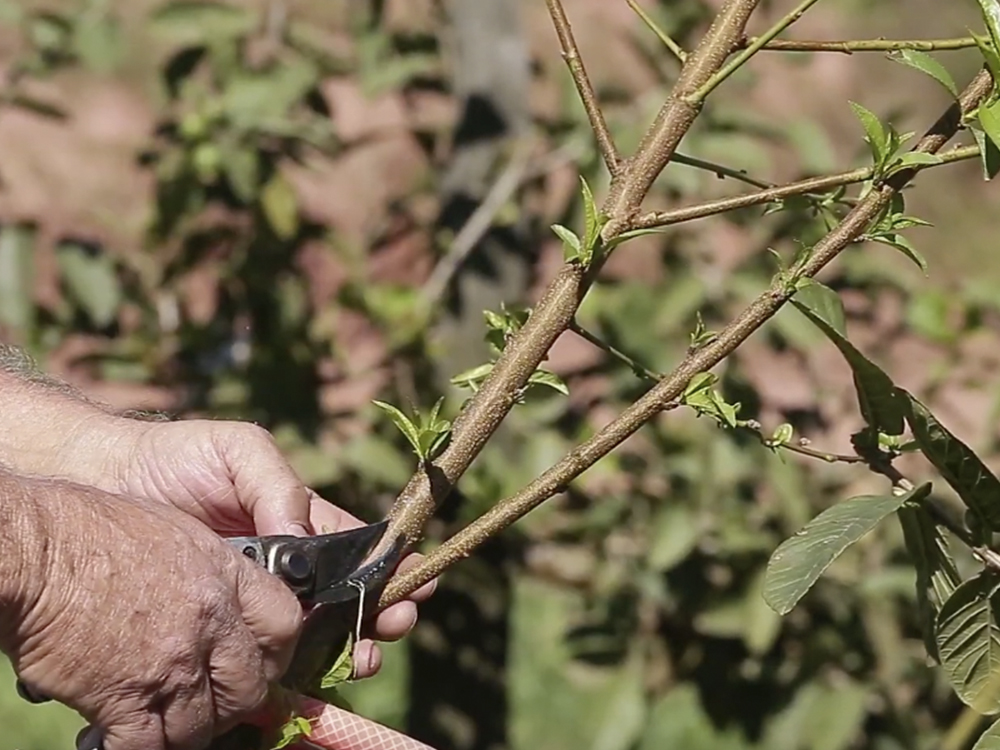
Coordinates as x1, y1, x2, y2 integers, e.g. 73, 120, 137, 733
451, 362, 495, 393
767, 423, 795, 448
319, 636, 355, 689
552, 224, 583, 263
372, 400, 451, 461
849, 101, 891, 171
372, 400, 422, 457
272, 716, 312, 750
889, 49, 958, 98
527, 368, 570, 396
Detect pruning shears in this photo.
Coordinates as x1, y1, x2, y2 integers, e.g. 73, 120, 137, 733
16, 519, 406, 750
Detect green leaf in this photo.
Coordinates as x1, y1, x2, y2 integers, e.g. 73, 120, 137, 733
527, 368, 569, 396
580, 176, 602, 252
889, 49, 958, 97
56, 242, 121, 328
261, 172, 300, 240
768, 423, 795, 448
0, 224, 36, 333
450, 362, 495, 392
973, 718, 1000, 749
900, 389, 1000, 531
683, 372, 717, 398
763, 483, 931, 615
870, 232, 929, 274
791, 281, 905, 435
937, 571, 1000, 714
148, 1, 256, 45
885, 150, 944, 176
791, 279, 846, 336
552, 223, 582, 262
849, 101, 890, 168
319, 636, 355, 689
372, 400, 423, 458
974, 31, 1000, 86
220, 141, 260, 203
647, 505, 701, 572
898, 503, 960, 662
791, 282, 905, 434
977, 0, 1000, 53
972, 126, 1000, 180
271, 715, 312, 750
606, 226, 669, 251
979, 98, 1000, 153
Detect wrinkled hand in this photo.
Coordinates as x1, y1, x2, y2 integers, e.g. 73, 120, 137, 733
99, 418, 436, 678
3, 476, 303, 750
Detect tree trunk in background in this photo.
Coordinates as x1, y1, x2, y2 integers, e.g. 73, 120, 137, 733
408, 1, 533, 749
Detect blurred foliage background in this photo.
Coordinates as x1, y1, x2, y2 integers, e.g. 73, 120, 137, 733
1, 1, 999, 749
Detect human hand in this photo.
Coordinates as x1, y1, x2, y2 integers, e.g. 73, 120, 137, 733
87, 418, 437, 678
1, 473, 303, 750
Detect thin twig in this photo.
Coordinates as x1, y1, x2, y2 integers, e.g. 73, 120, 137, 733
569, 320, 663, 382
690, 0, 824, 102
633, 144, 981, 229
420, 138, 536, 308
670, 151, 773, 189
752, 36, 978, 53
627, 0, 687, 62
381, 70, 994, 605
545, 0, 621, 175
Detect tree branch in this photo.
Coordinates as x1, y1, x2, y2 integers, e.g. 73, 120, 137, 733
545, 0, 621, 175
690, 0, 824, 102
751, 36, 978, 53
633, 144, 980, 229
373, 0, 766, 603
381, 69, 994, 605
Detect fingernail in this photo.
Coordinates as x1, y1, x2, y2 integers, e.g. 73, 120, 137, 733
367, 644, 377, 673
287, 522, 310, 537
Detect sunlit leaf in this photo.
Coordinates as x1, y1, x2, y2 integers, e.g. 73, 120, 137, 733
976, 0, 1000, 54
849, 101, 890, 168
527, 368, 569, 396
901, 389, 1000, 531
372, 400, 422, 458
552, 223, 582, 261
979, 98, 1000, 153
936, 571, 1000, 714
973, 717, 1000, 749
148, 1, 256, 45
888, 49, 958, 97
261, 172, 300, 240
763, 483, 931, 615
271, 715, 312, 750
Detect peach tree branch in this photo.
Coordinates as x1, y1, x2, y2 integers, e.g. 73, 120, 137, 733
382, 69, 994, 605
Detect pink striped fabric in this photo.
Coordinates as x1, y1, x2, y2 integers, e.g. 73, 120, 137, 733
282, 695, 437, 750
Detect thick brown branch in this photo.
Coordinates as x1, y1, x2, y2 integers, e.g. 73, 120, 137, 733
374, 0, 765, 604
381, 69, 994, 606
545, 0, 621, 175
602, 0, 763, 235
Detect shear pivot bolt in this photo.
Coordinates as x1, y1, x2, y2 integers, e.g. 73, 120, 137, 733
279, 550, 311, 583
